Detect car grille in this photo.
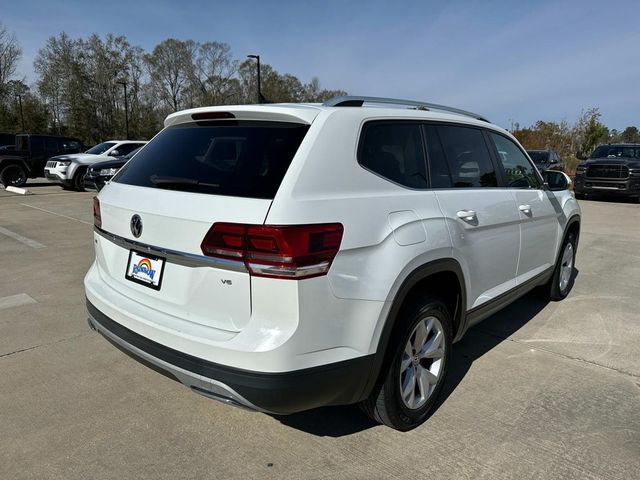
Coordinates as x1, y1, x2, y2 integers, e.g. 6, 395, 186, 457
46, 161, 57, 168
586, 165, 629, 179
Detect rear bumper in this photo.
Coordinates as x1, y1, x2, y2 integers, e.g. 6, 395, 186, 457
86, 299, 373, 414
574, 176, 640, 196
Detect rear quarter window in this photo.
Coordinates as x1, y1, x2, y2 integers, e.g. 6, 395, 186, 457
114, 121, 309, 199
358, 122, 428, 189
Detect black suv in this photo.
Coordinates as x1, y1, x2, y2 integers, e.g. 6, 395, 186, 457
0, 134, 84, 187
574, 144, 640, 201
527, 149, 563, 172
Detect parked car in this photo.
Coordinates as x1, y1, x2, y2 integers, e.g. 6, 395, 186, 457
573, 144, 640, 201
83, 147, 143, 191
527, 149, 563, 172
0, 134, 84, 187
45, 140, 147, 191
85, 96, 580, 430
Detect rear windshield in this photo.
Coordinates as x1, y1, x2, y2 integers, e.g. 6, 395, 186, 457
590, 145, 640, 159
113, 121, 309, 199
527, 151, 549, 164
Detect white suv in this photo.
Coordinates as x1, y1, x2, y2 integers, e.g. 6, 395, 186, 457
45, 140, 147, 190
85, 96, 580, 430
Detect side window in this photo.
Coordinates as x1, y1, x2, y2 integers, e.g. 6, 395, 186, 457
359, 123, 427, 188
437, 125, 497, 188
424, 125, 452, 188
490, 133, 541, 189
17, 136, 28, 151
116, 143, 140, 156
30, 137, 45, 156
63, 140, 82, 153
45, 138, 59, 154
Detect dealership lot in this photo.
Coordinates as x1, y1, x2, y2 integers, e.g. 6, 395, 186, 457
1, 181, 639, 479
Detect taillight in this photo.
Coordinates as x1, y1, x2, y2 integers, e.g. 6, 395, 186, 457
201, 223, 344, 279
93, 197, 101, 228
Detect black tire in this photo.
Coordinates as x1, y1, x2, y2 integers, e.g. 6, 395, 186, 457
360, 297, 452, 431
548, 232, 577, 301
574, 192, 586, 200
73, 167, 87, 192
0, 163, 28, 187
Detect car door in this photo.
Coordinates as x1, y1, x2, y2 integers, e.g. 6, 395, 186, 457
488, 132, 558, 283
28, 136, 47, 175
426, 124, 520, 311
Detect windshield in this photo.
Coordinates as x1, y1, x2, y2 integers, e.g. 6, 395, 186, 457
527, 151, 549, 164
85, 142, 116, 155
114, 121, 309, 199
123, 147, 142, 160
590, 145, 640, 159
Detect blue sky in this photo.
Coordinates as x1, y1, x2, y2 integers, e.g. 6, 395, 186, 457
2, 0, 639, 129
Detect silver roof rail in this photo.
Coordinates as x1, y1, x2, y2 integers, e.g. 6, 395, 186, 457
322, 96, 490, 122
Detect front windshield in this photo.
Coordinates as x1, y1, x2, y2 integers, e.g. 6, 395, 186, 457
123, 147, 142, 160
527, 151, 549, 164
85, 142, 116, 155
590, 145, 640, 159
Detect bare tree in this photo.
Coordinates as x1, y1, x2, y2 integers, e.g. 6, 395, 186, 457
0, 23, 22, 90
191, 41, 238, 105
144, 39, 196, 112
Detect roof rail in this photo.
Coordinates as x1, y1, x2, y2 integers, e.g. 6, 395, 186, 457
322, 95, 490, 122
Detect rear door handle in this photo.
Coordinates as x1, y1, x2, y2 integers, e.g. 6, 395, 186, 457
519, 204, 532, 214
456, 210, 477, 221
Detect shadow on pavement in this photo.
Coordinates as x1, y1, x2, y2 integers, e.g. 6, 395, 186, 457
25, 182, 59, 188
276, 268, 583, 437
580, 193, 639, 204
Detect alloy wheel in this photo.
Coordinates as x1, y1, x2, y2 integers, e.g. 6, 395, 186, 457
399, 316, 446, 410
559, 242, 574, 293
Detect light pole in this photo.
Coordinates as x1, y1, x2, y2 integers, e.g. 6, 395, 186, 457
247, 54, 262, 104
16, 94, 25, 132
116, 80, 129, 139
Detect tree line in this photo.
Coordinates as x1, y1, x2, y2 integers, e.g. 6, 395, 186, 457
512, 108, 640, 173
1, 21, 638, 170
0, 23, 346, 144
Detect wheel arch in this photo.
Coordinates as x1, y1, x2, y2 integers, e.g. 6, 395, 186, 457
68, 161, 85, 179
560, 214, 581, 260
359, 258, 467, 400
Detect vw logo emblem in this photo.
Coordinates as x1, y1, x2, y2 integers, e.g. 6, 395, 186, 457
130, 214, 143, 238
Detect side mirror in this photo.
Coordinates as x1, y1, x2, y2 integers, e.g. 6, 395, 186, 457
544, 170, 572, 191
576, 151, 588, 161
109, 150, 120, 157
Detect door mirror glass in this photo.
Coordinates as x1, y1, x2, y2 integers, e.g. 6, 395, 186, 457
544, 170, 571, 191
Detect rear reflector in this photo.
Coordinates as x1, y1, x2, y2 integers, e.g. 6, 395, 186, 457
201, 223, 344, 279
93, 197, 101, 228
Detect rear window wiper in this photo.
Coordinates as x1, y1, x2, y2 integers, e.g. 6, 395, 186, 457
150, 175, 220, 189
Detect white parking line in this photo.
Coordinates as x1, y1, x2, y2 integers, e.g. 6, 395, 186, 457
0, 293, 37, 310
20, 203, 93, 226
0, 226, 46, 249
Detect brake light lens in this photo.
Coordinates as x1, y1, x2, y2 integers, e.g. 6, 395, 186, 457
93, 197, 101, 228
201, 223, 344, 279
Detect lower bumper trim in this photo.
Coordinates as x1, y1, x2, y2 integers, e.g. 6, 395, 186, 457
86, 299, 373, 414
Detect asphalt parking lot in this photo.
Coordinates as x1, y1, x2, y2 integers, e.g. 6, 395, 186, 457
1, 180, 639, 479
